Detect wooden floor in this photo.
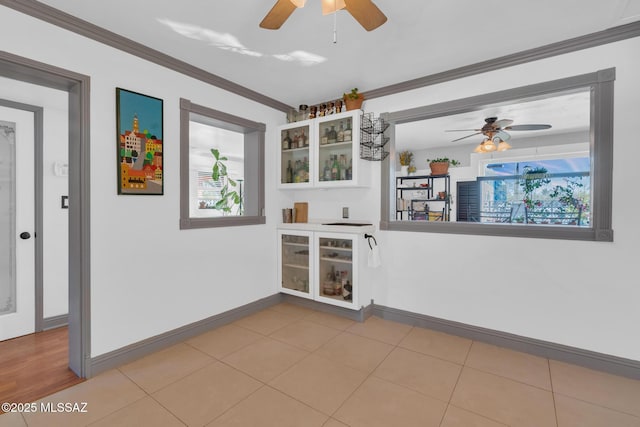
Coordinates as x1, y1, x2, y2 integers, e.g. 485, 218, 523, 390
0, 327, 84, 412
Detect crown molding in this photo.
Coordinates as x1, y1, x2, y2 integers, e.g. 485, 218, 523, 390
0, 0, 293, 112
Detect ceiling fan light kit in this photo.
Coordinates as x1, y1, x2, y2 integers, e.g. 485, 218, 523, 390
260, 0, 387, 31
322, 0, 346, 15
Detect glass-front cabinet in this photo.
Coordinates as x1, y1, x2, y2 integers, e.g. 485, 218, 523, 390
278, 229, 363, 310
316, 233, 357, 309
279, 122, 312, 188
278, 230, 313, 299
278, 110, 364, 189
315, 112, 361, 188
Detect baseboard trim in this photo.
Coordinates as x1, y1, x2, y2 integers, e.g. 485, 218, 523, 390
89, 294, 283, 377
42, 314, 68, 330
281, 294, 373, 322
373, 304, 640, 380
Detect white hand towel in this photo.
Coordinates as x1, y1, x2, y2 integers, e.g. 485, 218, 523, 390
368, 241, 381, 268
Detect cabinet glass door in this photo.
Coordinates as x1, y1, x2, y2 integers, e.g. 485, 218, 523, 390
317, 114, 355, 184
280, 123, 310, 185
281, 233, 311, 296
317, 236, 354, 305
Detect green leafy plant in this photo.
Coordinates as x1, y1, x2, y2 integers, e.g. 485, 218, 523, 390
343, 87, 360, 100
407, 165, 417, 174
399, 150, 414, 166
426, 157, 460, 166
520, 166, 550, 209
211, 148, 241, 214
549, 177, 587, 211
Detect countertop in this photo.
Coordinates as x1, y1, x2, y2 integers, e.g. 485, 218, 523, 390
277, 219, 375, 234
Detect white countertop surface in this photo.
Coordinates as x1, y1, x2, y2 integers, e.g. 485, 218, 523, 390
277, 219, 375, 234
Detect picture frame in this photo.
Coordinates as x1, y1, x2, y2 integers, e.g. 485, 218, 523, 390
116, 88, 164, 195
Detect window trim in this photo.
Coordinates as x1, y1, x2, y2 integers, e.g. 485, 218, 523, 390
179, 98, 266, 229
380, 68, 614, 241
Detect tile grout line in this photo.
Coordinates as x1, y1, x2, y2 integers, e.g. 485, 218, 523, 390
437, 340, 474, 427
548, 357, 560, 427
436, 340, 514, 427
326, 326, 415, 422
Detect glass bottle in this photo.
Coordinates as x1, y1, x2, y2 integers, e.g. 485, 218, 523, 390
300, 129, 307, 147
323, 160, 331, 181
321, 127, 329, 145
337, 121, 345, 142
286, 160, 293, 183
328, 125, 337, 144
292, 131, 299, 149
346, 158, 353, 180
331, 155, 340, 181
339, 155, 347, 180
282, 130, 291, 150
344, 120, 352, 141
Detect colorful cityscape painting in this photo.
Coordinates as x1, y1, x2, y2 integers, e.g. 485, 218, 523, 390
116, 88, 164, 195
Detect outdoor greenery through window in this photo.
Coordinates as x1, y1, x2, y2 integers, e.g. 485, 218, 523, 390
476, 158, 590, 226
190, 122, 244, 218
180, 99, 265, 229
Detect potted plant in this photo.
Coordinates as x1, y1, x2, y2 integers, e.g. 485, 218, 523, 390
426, 157, 460, 176
398, 150, 413, 175
343, 88, 364, 111
407, 165, 417, 175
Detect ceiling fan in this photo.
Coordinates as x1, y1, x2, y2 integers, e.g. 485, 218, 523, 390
260, 0, 387, 31
446, 117, 552, 152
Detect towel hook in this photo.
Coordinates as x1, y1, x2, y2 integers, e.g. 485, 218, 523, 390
364, 233, 377, 250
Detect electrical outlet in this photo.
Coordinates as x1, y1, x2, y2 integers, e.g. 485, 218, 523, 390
342, 207, 349, 219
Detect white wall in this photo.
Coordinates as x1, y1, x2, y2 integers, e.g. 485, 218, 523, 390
363, 36, 640, 361
0, 7, 284, 356
0, 77, 69, 319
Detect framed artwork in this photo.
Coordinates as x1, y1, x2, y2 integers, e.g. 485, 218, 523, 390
116, 88, 164, 195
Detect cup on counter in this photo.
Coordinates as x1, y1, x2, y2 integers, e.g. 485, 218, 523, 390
282, 208, 293, 223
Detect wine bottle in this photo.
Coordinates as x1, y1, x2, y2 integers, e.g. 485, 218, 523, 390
286, 160, 293, 183
328, 125, 337, 144
331, 155, 340, 181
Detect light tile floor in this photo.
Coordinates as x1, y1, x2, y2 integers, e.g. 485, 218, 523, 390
2, 302, 640, 427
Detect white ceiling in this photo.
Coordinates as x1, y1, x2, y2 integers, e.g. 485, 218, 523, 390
35, 0, 640, 108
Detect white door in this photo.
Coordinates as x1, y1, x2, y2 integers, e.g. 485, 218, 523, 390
0, 106, 35, 341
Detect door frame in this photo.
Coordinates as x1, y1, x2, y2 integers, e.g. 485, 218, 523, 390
0, 99, 43, 333
0, 50, 91, 378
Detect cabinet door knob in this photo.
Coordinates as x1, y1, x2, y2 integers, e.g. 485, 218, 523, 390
20, 231, 31, 240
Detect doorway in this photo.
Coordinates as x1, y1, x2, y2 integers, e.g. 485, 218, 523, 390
0, 51, 91, 378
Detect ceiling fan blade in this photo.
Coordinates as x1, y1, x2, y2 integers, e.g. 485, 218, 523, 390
260, 0, 297, 29
504, 124, 552, 131
493, 119, 513, 129
451, 132, 482, 142
343, 0, 387, 31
